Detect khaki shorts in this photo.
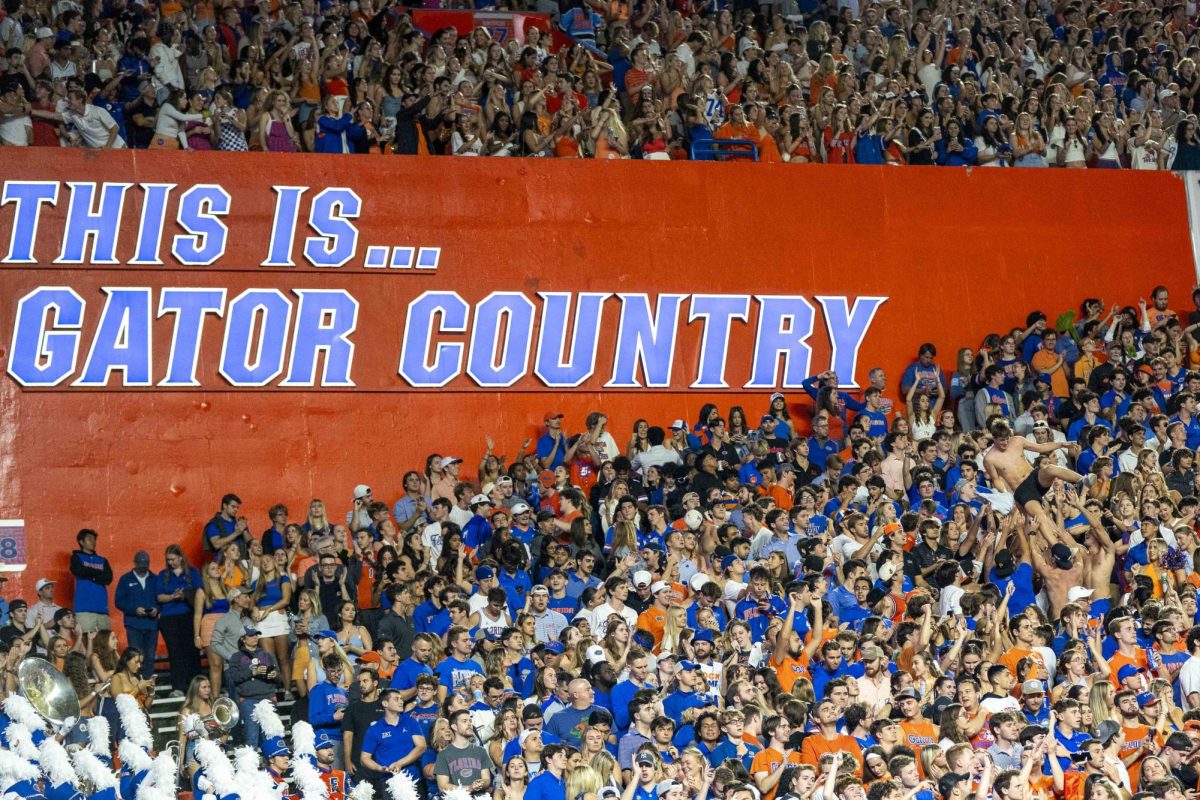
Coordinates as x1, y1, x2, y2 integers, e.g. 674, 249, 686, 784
76, 612, 111, 634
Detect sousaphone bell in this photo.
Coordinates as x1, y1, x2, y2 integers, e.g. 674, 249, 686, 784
17, 657, 81, 728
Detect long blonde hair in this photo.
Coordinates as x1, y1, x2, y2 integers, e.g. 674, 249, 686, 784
660, 606, 688, 655
565, 766, 602, 800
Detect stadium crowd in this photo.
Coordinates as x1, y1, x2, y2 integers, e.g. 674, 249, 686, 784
9, 284, 1200, 800
1, 0, 1200, 163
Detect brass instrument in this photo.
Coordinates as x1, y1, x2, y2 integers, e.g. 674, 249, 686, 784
199, 697, 239, 737
17, 657, 80, 728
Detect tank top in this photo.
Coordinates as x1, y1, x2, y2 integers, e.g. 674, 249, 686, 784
477, 606, 510, 638
217, 110, 248, 151
266, 118, 294, 152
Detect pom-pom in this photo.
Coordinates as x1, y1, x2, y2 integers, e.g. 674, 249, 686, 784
231, 746, 276, 800
5, 724, 40, 762
2, 697, 44, 733
291, 758, 327, 800
193, 740, 236, 799
71, 749, 117, 791
114, 695, 153, 750
291, 721, 316, 761
141, 751, 177, 800
441, 787, 471, 800
386, 772, 420, 800
250, 700, 284, 740
85, 718, 110, 760
38, 738, 78, 789
348, 782, 374, 800
0, 749, 40, 783
117, 740, 153, 776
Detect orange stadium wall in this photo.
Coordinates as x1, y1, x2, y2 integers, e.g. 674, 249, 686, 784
0, 150, 1195, 606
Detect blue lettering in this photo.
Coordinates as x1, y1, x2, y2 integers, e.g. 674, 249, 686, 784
398, 291, 469, 388
74, 288, 153, 386
7, 287, 84, 386
262, 186, 307, 267
130, 183, 175, 265
158, 288, 226, 387
745, 296, 816, 389
1, 181, 59, 263
303, 188, 361, 268
281, 289, 359, 387
689, 295, 751, 389
218, 290, 293, 386
466, 292, 535, 387
55, 182, 132, 264
533, 292, 609, 388
816, 296, 887, 388
172, 185, 230, 266
606, 293, 686, 388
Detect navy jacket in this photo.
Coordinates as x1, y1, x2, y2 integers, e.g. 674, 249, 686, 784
114, 570, 159, 632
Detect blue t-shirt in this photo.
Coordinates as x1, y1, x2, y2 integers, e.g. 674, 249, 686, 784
391, 657, 433, 690
990, 562, 1036, 616
435, 656, 484, 693
537, 433, 568, 471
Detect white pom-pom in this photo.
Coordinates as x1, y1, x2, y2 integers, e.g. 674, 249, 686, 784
193, 739, 236, 798
118, 740, 153, 775
291, 721, 316, 760
37, 738, 78, 788
71, 749, 117, 791
5, 724, 39, 762
2, 697, 44, 732
387, 772, 420, 800
138, 750, 177, 800
0, 749, 40, 783
250, 700, 285, 740
86, 717, 110, 760
291, 757, 328, 800
233, 745, 278, 800
441, 786, 471, 800
114, 695, 153, 750
349, 782, 375, 800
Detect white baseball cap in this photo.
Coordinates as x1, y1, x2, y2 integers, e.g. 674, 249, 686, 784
689, 573, 710, 591
470, 494, 493, 506
353, 484, 371, 500
586, 644, 606, 665
439, 456, 462, 469
669, 419, 686, 430
632, 570, 652, 588
35, 579, 56, 592
878, 562, 898, 583
1067, 587, 1094, 603
650, 581, 671, 595
511, 502, 531, 515
35, 26, 53, 39
481, 482, 496, 496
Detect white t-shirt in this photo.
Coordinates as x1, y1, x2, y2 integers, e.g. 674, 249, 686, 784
422, 521, 445, 568
592, 602, 637, 638
63, 103, 125, 148
0, 113, 32, 146
939, 584, 965, 617
1178, 654, 1200, 707
1130, 141, 1161, 170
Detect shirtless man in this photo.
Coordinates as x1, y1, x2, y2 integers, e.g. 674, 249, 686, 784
983, 420, 1082, 534
1076, 495, 1117, 609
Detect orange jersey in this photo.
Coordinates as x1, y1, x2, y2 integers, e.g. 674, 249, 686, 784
751, 748, 804, 800
899, 718, 937, 757
319, 768, 350, 800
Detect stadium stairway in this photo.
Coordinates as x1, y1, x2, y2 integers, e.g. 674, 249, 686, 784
147, 655, 296, 751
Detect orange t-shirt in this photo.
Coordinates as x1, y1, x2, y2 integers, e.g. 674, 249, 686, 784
1119, 724, 1163, 788
899, 719, 937, 758
1029, 350, 1068, 398
751, 748, 804, 800
764, 483, 794, 511
1109, 648, 1150, 687
799, 733, 862, 771
998, 646, 1045, 679
770, 651, 809, 693
637, 606, 668, 648
758, 132, 782, 163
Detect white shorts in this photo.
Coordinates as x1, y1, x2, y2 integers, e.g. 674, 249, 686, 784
255, 609, 290, 638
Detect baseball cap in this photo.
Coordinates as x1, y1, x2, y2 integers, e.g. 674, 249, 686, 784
770, 392, 786, 401
133, 551, 150, 566
36, 26, 53, 39
669, 419, 686, 430
438, 456, 462, 469
1067, 587, 1094, 603
1050, 543, 1073, 569
519, 729, 542, 747
632, 570, 652, 588
242, 627, 261, 637
470, 494, 493, 506
1162, 88, 1177, 98
1021, 680, 1045, 695
544, 411, 564, 422
35, 579, 55, 592
544, 641, 565, 655
635, 752, 656, 767
1137, 691, 1160, 708
227, 587, 244, 600
720, 554, 739, 572
992, 549, 1016, 578
360, 651, 382, 664
692, 629, 714, 644
878, 562, 898, 583
1031, 420, 1050, 430
650, 581, 671, 595
1117, 665, 1144, 683
315, 629, 338, 639
497, 476, 513, 486
353, 484, 371, 500
511, 502, 531, 515
315, 730, 337, 750
760, 413, 776, 423
8, 599, 28, 611
1096, 719, 1121, 746
689, 573, 710, 591
475, 566, 495, 580
677, 660, 700, 672
481, 483, 496, 496
938, 774, 967, 799
530, 585, 549, 596
861, 645, 885, 661
585, 645, 606, 665
895, 687, 919, 701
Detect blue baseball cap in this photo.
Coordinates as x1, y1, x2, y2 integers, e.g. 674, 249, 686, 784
692, 630, 714, 644
678, 660, 700, 672
315, 629, 338, 639
1117, 664, 1144, 683
475, 565, 495, 580
720, 555, 738, 572
544, 641, 564, 655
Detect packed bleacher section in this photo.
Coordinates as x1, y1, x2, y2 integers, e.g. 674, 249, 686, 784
2, 0, 1200, 163
8, 285, 1200, 800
